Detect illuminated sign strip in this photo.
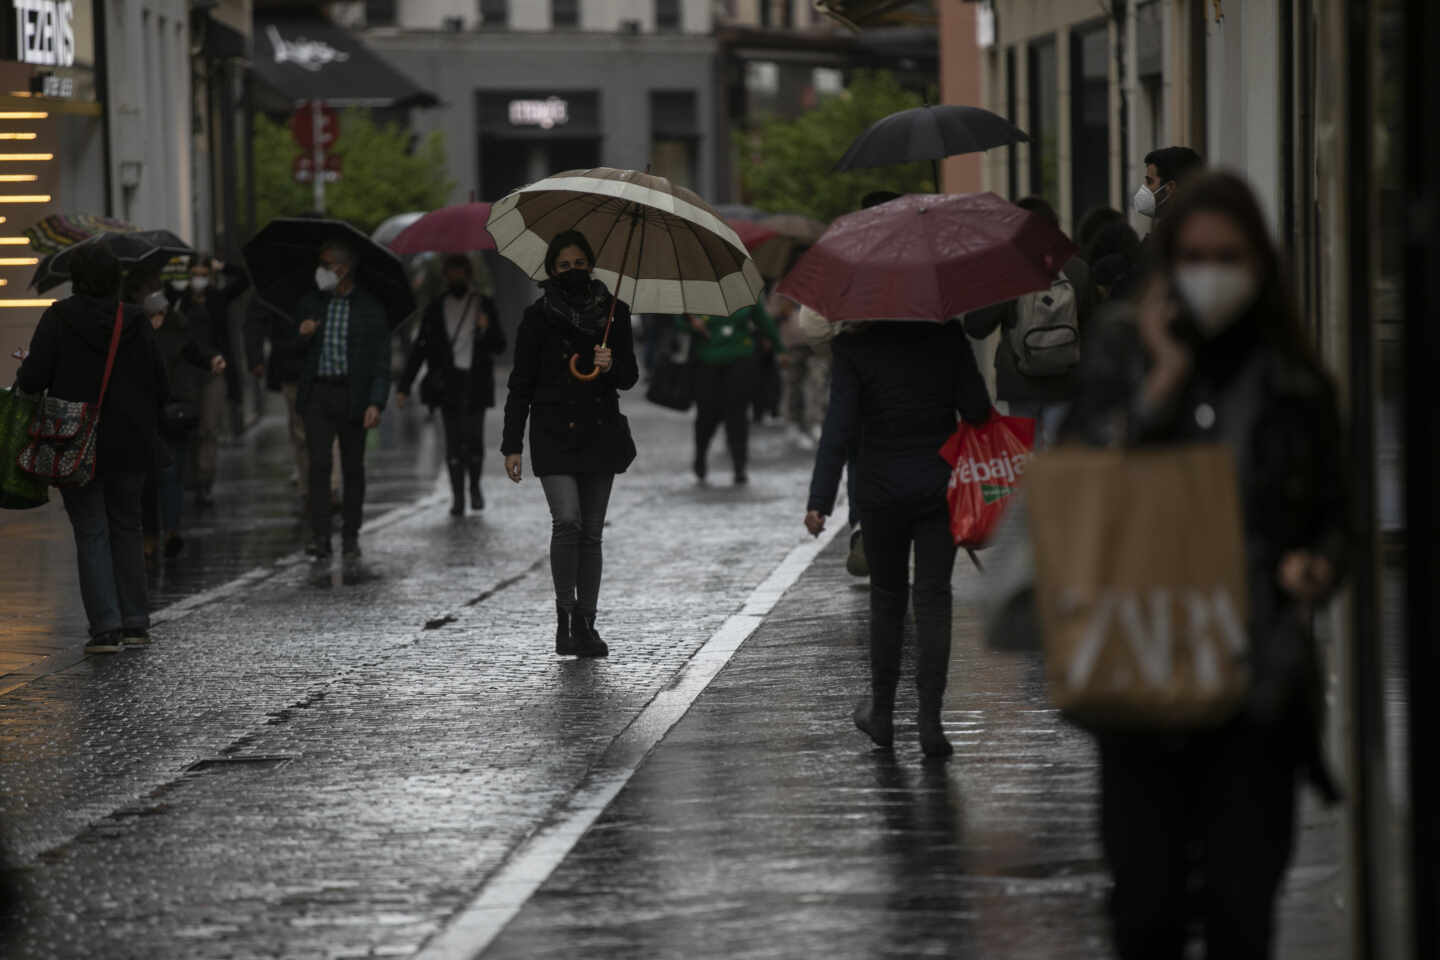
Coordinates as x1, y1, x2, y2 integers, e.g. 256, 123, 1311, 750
0, 174, 35, 182
0, 153, 52, 161
0, 132, 37, 140
0, 112, 47, 119
0, 256, 38, 264
0, 195, 51, 202
0, 299, 53, 307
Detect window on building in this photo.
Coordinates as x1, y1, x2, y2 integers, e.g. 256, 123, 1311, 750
650, 91, 699, 190
759, 0, 793, 29
1136, 1, 1164, 151
365, 0, 397, 26
1027, 36, 1058, 207
1069, 21, 1111, 223
479, 0, 508, 27
552, 0, 578, 28
656, 0, 680, 31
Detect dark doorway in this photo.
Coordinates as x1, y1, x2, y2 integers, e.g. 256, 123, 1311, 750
478, 136, 601, 202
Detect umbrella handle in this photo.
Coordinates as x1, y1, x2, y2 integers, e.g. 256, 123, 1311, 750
568, 204, 637, 383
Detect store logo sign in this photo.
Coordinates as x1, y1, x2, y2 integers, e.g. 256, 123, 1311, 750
268, 25, 350, 72
508, 97, 568, 130
12, 0, 75, 67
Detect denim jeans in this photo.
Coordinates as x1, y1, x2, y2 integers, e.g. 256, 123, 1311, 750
60, 471, 149, 637
539, 473, 615, 616
1007, 400, 1070, 449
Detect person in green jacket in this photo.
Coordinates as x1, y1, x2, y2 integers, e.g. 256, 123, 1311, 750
683, 303, 783, 484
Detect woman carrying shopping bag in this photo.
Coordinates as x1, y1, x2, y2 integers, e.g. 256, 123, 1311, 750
16, 242, 168, 653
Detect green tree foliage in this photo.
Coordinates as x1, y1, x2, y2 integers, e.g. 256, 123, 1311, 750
254, 109, 455, 235
739, 71, 935, 222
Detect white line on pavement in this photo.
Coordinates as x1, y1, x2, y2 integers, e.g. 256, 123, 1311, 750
413, 514, 847, 960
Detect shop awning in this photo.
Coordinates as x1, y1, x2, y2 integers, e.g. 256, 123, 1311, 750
252, 14, 438, 110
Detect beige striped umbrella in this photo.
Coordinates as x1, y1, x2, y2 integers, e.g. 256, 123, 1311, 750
486, 167, 764, 319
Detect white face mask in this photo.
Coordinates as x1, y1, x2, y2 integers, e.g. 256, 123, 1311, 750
190, 276, 210, 292
315, 266, 340, 292
1133, 184, 1159, 218
170, 278, 189, 291
1172, 263, 1259, 337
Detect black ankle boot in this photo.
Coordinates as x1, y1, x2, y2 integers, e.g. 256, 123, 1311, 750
555, 604, 579, 655
571, 612, 609, 658
918, 691, 953, 758
469, 465, 484, 511
448, 462, 466, 516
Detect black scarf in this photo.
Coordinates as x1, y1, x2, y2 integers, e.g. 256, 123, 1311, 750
540, 276, 611, 338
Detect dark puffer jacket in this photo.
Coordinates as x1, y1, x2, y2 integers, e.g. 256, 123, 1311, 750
501, 291, 639, 477
808, 320, 991, 515
16, 294, 168, 477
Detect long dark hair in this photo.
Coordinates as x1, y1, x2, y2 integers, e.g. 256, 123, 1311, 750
1145, 169, 1319, 370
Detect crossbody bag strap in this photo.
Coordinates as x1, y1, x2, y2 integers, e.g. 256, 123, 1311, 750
96, 302, 124, 411
448, 295, 474, 348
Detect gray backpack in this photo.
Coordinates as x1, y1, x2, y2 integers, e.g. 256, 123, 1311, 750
1009, 270, 1080, 376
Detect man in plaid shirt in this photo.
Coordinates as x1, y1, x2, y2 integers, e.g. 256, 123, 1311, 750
296, 238, 392, 559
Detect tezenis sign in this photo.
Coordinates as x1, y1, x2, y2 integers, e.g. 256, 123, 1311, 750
10, 0, 75, 67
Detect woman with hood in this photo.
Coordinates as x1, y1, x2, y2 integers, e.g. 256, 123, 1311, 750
17, 242, 168, 653
501, 231, 639, 659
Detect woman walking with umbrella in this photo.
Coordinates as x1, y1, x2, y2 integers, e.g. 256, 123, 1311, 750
789, 192, 1075, 757
501, 231, 637, 658
488, 167, 763, 659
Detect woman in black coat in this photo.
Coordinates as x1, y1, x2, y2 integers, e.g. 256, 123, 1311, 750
501, 231, 638, 659
805, 320, 991, 757
396, 254, 507, 515
16, 243, 168, 653
1066, 171, 1346, 960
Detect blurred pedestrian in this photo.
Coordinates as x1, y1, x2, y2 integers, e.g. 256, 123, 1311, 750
172, 253, 249, 507
963, 196, 1095, 446
502, 230, 638, 659
686, 301, 782, 485
396, 254, 507, 515
16, 242, 167, 652
1085, 220, 1144, 303
1133, 146, 1203, 229
804, 320, 990, 757
295, 237, 392, 559
1069, 170, 1346, 959
1076, 205, 1125, 253
779, 297, 824, 451
145, 287, 225, 559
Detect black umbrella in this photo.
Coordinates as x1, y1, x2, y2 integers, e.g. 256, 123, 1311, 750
32, 229, 193, 293
243, 218, 415, 327
835, 104, 1029, 190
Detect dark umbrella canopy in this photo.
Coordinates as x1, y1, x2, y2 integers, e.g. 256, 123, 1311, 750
32, 230, 193, 293
243, 218, 415, 326
776, 192, 1076, 325
835, 104, 1029, 174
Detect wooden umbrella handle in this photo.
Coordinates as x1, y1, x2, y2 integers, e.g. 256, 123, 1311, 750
569, 205, 637, 382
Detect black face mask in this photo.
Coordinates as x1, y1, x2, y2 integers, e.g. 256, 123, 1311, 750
554, 268, 591, 294
447, 282, 469, 298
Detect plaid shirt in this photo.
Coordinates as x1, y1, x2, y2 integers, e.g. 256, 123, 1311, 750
316, 293, 351, 377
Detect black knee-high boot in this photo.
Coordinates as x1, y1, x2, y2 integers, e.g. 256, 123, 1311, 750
913, 583, 954, 758
467, 457, 484, 510
855, 585, 907, 748
447, 461, 465, 516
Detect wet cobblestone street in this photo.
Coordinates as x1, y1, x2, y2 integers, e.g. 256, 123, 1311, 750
0, 396, 1344, 959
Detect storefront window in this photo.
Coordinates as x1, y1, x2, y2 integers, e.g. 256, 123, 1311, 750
1069, 20, 1110, 223
1027, 36, 1058, 207
655, 0, 680, 32
552, 0, 578, 29
478, 0, 508, 28
1136, 1, 1163, 151
650, 90, 698, 190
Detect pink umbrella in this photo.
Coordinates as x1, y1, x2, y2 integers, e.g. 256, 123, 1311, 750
388, 202, 497, 255
776, 192, 1075, 324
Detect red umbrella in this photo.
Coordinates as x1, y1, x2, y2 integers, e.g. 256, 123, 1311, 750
726, 218, 778, 252
776, 192, 1076, 324
388, 202, 497, 255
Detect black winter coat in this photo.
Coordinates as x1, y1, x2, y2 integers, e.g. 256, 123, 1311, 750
244, 298, 305, 390
397, 292, 507, 412
172, 265, 250, 362
16, 295, 168, 477
153, 309, 218, 406
501, 293, 638, 477
808, 321, 991, 515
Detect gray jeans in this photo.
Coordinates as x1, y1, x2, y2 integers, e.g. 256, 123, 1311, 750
60, 471, 149, 637
540, 473, 615, 616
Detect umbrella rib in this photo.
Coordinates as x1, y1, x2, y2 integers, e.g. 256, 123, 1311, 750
666, 213, 689, 317
626, 207, 651, 308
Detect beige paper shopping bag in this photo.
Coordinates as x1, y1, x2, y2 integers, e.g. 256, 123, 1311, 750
1025, 445, 1251, 731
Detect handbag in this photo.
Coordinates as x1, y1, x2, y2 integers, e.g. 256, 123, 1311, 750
0, 385, 48, 508
646, 331, 697, 412
1025, 445, 1251, 732
160, 400, 200, 437
419, 296, 472, 409
17, 303, 124, 488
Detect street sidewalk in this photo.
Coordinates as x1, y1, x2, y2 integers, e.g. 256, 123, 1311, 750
479, 536, 1346, 960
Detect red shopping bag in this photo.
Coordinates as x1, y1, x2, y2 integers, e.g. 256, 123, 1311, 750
939, 410, 1037, 548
